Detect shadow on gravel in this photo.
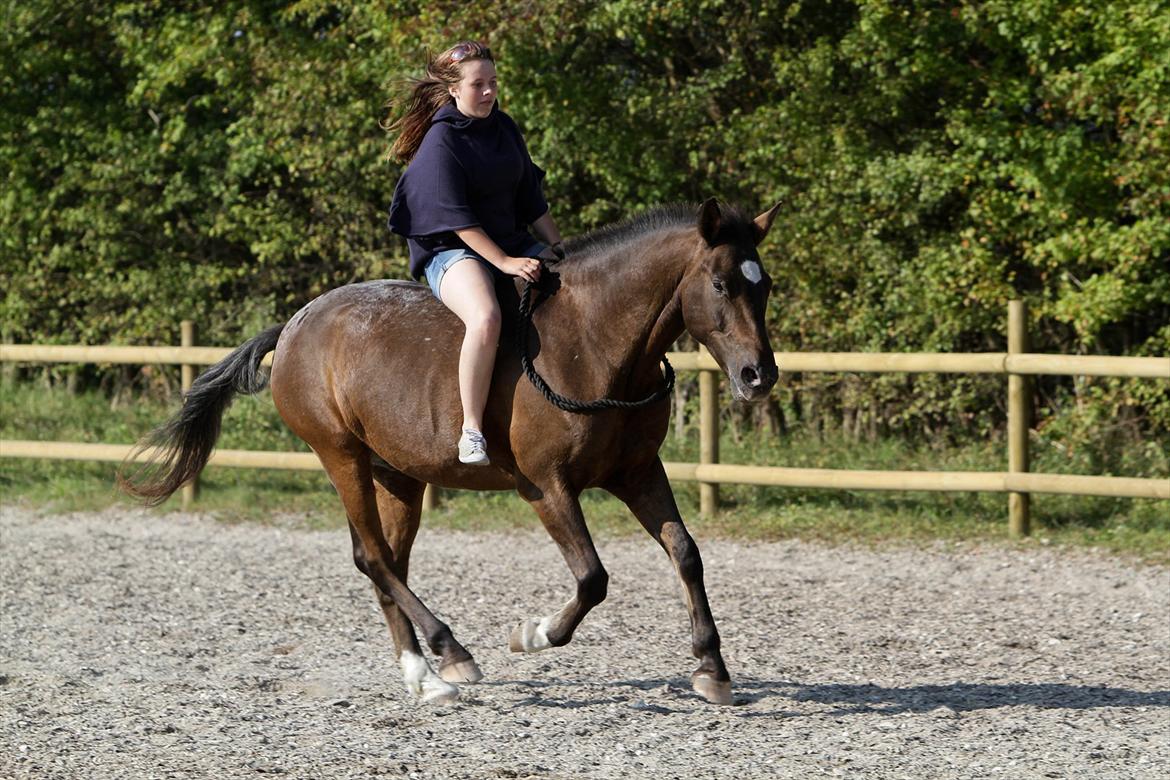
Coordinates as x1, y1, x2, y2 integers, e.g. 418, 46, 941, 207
472, 677, 1170, 717
481, 677, 700, 712
733, 680, 1170, 716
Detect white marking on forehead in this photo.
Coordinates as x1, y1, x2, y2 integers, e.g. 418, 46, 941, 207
740, 260, 762, 284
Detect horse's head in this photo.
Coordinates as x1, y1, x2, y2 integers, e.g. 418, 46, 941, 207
680, 199, 781, 403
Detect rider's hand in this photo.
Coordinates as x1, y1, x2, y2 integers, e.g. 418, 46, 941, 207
500, 256, 541, 283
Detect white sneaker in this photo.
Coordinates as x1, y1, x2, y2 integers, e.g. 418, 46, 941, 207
458, 428, 490, 465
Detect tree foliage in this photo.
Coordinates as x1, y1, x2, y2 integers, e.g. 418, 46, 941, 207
3, 0, 1167, 440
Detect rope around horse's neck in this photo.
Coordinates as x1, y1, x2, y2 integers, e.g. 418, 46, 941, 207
517, 276, 675, 413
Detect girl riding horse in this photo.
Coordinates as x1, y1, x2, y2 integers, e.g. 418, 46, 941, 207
385, 40, 564, 466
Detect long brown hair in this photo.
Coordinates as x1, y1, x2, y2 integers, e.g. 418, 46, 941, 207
382, 40, 494, 164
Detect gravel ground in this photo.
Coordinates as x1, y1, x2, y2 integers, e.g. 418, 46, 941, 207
1, 503, 1167, 779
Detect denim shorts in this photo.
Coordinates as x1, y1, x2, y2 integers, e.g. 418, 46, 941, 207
423, 241, 546, 300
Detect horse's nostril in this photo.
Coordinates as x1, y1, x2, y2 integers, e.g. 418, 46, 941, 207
741, 365, 761, 387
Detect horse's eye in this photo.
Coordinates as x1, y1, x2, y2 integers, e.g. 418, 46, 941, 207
712, 277, 726, 295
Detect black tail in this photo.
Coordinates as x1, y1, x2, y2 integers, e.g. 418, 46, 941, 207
119, 324, 285, 506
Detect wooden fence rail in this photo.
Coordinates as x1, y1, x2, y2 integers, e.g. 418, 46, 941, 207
3, 344, 1165, 378
2, 302, 1168, 534
3, 440, 1164, 501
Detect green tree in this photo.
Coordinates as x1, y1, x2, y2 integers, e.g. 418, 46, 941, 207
3, 0, 1166, 448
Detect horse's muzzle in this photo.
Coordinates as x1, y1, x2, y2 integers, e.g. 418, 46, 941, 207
732, 360, 778, 402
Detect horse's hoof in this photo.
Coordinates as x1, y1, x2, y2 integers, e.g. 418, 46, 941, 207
401, 650, 460, 704
439, 658, 484, 684
509, 617, 552, 653
692, 674, 733, 705
419, 678, 460, 705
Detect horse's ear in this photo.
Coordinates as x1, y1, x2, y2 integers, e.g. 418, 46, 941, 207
753, 201, 782, 245
698, 198, 722, 247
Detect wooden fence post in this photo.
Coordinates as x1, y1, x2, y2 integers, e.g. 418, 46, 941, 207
181, 320, 199, 509
699, 345, 720, 516
0, 327, 12, 383
422, 483, 439, 512
1008, 300, 1031, 536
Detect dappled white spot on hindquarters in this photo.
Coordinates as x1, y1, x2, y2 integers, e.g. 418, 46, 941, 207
740, 260, 762, 284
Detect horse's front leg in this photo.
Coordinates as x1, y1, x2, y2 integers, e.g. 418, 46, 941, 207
605, 458, 732, 705
510, 481, 608, 653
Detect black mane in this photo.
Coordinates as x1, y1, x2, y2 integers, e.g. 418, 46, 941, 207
562, 202, 756, 261
563, 204, 695, 257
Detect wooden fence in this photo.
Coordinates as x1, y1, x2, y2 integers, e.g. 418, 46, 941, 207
2, 302, 1167, 535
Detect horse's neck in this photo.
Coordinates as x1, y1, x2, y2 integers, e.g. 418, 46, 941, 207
549, 230, 689, 374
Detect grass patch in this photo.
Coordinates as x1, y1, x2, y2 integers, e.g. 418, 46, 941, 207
2, 379, 1167, 563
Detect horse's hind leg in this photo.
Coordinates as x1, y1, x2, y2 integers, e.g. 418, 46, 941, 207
510, 481, 608, 653
605, 458, 732, 705
370, 465, 483, 688
317, 443, 473, 703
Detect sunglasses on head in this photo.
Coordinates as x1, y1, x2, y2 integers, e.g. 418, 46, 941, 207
449, 43, 491, 63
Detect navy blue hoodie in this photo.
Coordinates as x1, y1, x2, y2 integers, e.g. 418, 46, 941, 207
388, 102, 549, 279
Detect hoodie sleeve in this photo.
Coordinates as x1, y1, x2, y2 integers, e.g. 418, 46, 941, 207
387, 133, 480, 238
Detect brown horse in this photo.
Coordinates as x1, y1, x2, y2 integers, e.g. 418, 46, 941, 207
122, 199, 780, 705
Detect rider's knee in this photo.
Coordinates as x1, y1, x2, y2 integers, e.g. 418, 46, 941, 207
467, 305, 501, 340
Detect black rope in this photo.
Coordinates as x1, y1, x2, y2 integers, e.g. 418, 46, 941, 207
516, 269, 675, 414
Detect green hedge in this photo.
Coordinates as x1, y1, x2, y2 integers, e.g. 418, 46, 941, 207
3, 1, 1167, 441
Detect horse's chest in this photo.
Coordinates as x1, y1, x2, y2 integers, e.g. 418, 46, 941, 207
520, 409, 668, 485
